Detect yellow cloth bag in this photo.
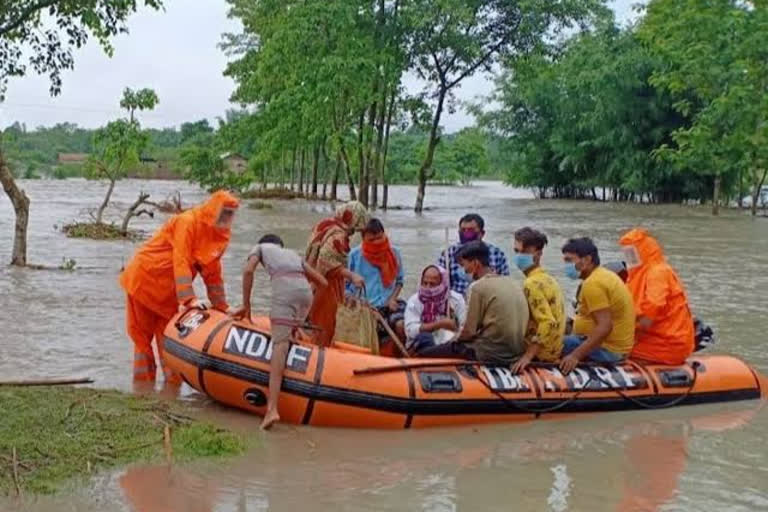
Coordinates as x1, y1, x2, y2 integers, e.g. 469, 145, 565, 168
333, 292, 379, 355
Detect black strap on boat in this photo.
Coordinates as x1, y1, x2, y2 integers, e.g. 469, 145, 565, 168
465, 365, 595, 418
589, 361, 701, 410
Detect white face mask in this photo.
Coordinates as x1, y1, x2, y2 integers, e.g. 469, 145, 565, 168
216, 207, 237, 229
621, 245, 642, 269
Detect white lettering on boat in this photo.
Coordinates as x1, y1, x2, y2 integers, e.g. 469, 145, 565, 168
484, 365, 648, 393
223, 326, 312, 374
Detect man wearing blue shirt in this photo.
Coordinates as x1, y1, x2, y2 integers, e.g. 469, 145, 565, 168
348, 218, 406, 342
438, 213, 510, 296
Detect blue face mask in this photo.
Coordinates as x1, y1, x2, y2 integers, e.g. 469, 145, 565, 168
457, 265, 473, 283
513, 253, 535, 272
564, 262, 581, 280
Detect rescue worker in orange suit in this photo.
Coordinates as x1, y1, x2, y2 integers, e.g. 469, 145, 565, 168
619, 228, 695, 365
119, 190, 239, 386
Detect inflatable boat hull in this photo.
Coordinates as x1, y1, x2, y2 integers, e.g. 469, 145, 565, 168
163, 310, 766, 429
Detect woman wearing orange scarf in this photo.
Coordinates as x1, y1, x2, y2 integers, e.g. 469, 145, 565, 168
305, 201, 370, 346
347, 218, 407, 343
619, 228, 695, 365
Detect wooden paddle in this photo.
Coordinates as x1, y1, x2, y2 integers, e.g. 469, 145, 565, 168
368, 307, 410, 358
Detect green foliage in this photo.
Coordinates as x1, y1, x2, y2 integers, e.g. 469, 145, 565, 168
480, 18, 696, 201
62, 222, 134, 240
86, 119, 148, 182
0, 387, 245, 495
120, 87, 160, 121
180, 145, 250, 193
0, 1, 163, 101
52, 163, 85, 180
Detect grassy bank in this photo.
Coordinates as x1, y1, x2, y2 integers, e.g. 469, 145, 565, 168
0, 387, 247, 496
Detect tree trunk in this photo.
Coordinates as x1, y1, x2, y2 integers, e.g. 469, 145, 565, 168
290, 148, 297, 191
298, 149, 306, 197
738, 167, 744, 209
339, 140, 357, 201
415, 87, 447, 213
121, 191, 151, 234
371, 84, 387, 211
712, 174, 721, 216
96, 178, 116, 225
357, 111, 368, 207
0, 147, 30, 266
311, 146, 320, 198
321, 147, 329, 201
381, 87, 397, 211
331, 151, 341, 202
752, 168, 767, 217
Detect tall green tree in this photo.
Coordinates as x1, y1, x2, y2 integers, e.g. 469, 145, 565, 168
0, 0, 162, 265
640, 0, 768, 215
405, 0, 608, 212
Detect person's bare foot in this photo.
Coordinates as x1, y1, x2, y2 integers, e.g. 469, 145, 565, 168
260, 410, 280, 430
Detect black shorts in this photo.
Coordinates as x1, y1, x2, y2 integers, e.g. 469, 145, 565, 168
376, 300, 406, 339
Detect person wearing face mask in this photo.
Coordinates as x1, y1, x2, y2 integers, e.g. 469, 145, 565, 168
510, 227, 566, 373
419, 242, 528, 365
403, 265, 467, 354
437, 213, 510, 297
619, 228, 695, 365
559, 237, 636, 374
119, 190, 240, 387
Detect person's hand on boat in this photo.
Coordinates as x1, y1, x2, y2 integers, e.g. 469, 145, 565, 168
179, 298, 204, 313
559, 353, 580, 375
230, 305, 253, 324
387, 297, 400, 312
511, 354, 533, 374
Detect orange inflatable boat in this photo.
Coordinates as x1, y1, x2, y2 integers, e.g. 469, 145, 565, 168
163, 309, 767, 429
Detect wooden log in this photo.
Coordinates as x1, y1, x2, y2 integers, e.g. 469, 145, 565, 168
0, 378, 93, 387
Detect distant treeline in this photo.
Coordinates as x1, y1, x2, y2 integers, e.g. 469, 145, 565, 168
1, 119, 505, 187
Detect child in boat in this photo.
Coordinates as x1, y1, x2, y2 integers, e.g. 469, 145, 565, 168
404, 265, 467, 354
231, 234, 327, 430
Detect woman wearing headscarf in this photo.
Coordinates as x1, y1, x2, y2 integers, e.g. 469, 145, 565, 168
305, 201, 369, 346
619, 228, 695, 365
403, 265, 467, 354
120, 190, 239, 385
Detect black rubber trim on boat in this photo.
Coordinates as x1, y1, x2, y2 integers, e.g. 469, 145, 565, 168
401, 360, 416, 429
301, 346, 326, 425
164, 339, 761, 417
197, 319, 231, 395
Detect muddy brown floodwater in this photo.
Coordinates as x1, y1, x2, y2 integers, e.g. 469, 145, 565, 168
1, 179, 767, 511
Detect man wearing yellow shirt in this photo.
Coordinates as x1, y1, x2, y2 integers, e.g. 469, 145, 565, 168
510, 227, 566, 373
560, 237, 636, 374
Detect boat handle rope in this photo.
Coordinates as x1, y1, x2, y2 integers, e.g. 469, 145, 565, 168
470, 361, 700, 417
466, 365, 595, 418
589, 361, 701, 410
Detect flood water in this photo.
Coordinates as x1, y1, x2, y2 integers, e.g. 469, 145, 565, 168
1, 179, 767, 511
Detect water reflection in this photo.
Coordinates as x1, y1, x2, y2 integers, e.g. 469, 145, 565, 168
107, 403, 761, 512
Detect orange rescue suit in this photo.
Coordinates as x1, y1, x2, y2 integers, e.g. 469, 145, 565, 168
620, 228, 695, 365
119, 190, 239, 382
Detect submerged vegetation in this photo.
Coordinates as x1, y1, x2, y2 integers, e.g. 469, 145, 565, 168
0, 387, 246, 496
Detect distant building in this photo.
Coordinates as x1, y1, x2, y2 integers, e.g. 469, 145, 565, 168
57, 153, 89, 164
220, 152, 248, 174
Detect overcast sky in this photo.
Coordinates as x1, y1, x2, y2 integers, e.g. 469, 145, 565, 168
0, 0, 638, 133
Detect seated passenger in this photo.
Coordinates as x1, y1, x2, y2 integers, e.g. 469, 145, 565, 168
619, 228, 695, 365
560, 237, 636, 374
347, 218, 406, 342
404, 265, 467, 355
419, 242, 529, 365
438, 213, 510, 297
511, 227, 566, 373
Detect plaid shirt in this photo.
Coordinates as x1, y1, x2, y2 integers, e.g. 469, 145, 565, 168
437, 242, 510, 296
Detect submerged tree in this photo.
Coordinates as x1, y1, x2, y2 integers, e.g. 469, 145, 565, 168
0, 0, 163, 265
